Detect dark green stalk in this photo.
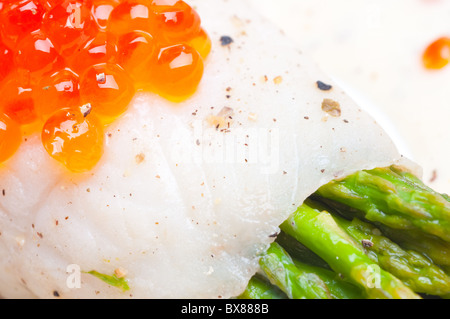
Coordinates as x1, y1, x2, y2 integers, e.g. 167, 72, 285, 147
290, 259, 364, 299
259, 242, 334, 299
315, 166, 450, 242
334, 215, 450, 296
275, 231, 331, 270
237, 274, 287, 299
280, 201, 421, 299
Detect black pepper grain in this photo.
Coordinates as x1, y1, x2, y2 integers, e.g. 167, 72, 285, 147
317, 80, 333, 91
220, 35, 233, 46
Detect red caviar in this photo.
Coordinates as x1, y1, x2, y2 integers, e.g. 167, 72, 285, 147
41, 107, 104, 173
14, 31, 61, 75
80, 63, 135, 121
91, 0, 120, 30
107, 0, 154, 36
149, 0, 201, 44
0, 0, 45, 49
34, 68, 81, 120
0, 70, 37, 125
117, 30, 156, 87
151, 44, 204, 101
0, 40, 14, 82
0, 0, 209, 172
0, 113, 22, 164
68, 30, 118, 73
42, 0, 97, 56
423, 37, 450, 70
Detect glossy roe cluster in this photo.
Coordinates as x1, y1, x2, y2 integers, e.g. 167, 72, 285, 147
0, 0, 211, 172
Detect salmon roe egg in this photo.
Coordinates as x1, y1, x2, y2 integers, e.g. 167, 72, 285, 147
40, 0, 64, 11
0, 113, 22, 164
0, 70, 37, 126
14, 31, 61, 75
0, 0, 45, 49
0, 40, 14, 82
149, 0, 201, 44
423, 37, 450, 70
68, 30, 118, 73
189, 28, 211, 60
107, 0, 154, 36
41, 0, 97, 56
34, 68, 81, 120
151, 44, 204, 101
117, 30, 156, 87
91, 0, 120, 30
0, 0, 210, 171
80, 63, 135, 121
41, 106, 104, 172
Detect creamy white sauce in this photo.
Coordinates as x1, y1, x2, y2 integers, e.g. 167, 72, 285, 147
252, 0, 450, 193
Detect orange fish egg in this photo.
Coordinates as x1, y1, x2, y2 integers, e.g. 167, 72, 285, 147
0, 0, 45, 49
0, 113, 22, 164
189, 28, 211, 60
423, 37, 450, 70
149, 0, 201, 44
41, 106, 104, 173
42, 0, 97, 57
151, 44, 204, 101
0, 40, 14, 82
79, 63, 135, 121
91, 0, 120, 30
117, 30, 156, 88
33, 68, 81, 120
14, 31, 61, 75
0, 0, 210, 171
68, 30, 118, 74
0, 70, 37, 126
40, 0, 64, 11
107, 0, 154, 36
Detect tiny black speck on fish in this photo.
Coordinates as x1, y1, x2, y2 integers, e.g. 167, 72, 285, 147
316, 80, 333, 91
220, 35, 233, 46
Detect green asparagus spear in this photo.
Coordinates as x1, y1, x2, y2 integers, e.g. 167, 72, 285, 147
259, 242, 334, 299
275, 231, 331, 270
334, 215, 450, 296
441, 193, 450, 203
378, 226, 450, 268
315, 194, 450, 268
315, 166, 450, 242
280, 201, 421, 299
261, 241, 364, 299
290, 259, 364, 299
237, 274, 287, 299
390, 166, 450, 203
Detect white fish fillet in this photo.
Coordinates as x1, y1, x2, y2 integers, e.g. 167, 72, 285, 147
0, 0, 415, 298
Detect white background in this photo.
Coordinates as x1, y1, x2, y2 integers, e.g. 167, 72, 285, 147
252, 0, 450, 193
